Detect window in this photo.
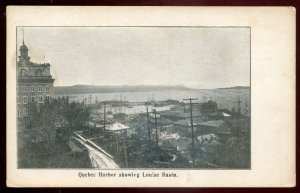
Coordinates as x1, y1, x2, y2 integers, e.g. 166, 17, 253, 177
38, 96, 43, 103
46, 95, 50, 102
17, 108, 20, 117
31, 96, 36, 102
45, 86, 49, 92
23, 108, 28, 116
22, 86, 27, 92
23, 96, 28, 104
20, 69, 27, 76
31, 86, 35, 92
38, 86, 43, 92
36, 69, 42, 76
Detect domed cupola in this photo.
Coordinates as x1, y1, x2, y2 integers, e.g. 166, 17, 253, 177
18, 40, 30, 63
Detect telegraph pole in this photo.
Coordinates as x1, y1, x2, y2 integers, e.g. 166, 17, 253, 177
123, 137, 128, 168
103, 102, 106, 133
152, 109, 159, 147
85, 101, 90, 137
183, 98, 198, 168
146, 106, 151, 142
237, 96, 242, 116
88, 119, 91, 137
116, 138, 119, 152
245, 100, 249, 117
89, 87, 92, 105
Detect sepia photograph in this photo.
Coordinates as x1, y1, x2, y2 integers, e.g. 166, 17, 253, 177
16, 26, 250, 169
7, 6, 295, 187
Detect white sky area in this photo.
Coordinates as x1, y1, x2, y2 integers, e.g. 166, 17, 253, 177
17, 27, 250, 89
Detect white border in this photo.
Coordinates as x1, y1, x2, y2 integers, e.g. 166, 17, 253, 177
6, 6, 296, 187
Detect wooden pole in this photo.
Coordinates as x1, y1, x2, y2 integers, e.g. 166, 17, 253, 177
146, 106, 151, 142
116, 138, 119, 152
103, 102, 106, 133
153, 109, 159, 147
183, 98, 198, 168
123, 137, 128, 168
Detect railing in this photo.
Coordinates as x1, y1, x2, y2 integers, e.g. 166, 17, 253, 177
73, 131, 114, 159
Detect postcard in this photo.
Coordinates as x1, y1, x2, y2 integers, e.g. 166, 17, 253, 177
6, 6, 295, 187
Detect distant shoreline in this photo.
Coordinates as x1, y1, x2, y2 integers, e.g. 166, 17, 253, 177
54, 85, 250, 95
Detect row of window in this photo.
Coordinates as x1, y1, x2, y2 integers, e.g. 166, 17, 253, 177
22, 86, 50, 93
17, 107, 28, 117
19, 69, 44, 77
18, 95, 50, 104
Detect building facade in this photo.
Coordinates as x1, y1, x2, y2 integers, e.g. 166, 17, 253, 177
17, 40, 55, 135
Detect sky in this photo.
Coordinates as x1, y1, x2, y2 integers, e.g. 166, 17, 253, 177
17, 27, 250, 89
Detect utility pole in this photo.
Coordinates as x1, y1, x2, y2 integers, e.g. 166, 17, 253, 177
84, 98, 87, 107
88, 120, 91, 137
85, 103, 90, 137
183, 98, 198, 168
116, 138, 119, 152
146, 106, 151, 142
89, 93, 92, 105
237, 96, 242, 116
152, 109, 159, 147
245, 99, 249, 117
120, 94, 122, 113
103, 102, 106, 133
123, 137, 128, 168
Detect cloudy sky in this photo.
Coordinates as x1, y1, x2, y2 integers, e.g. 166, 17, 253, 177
17, 27, 250, 89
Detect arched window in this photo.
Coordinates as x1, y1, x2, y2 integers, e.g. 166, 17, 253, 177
20, 69, 27, 76
35, 69, 42, 76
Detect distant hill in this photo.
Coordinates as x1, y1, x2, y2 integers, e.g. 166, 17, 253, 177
54, 85, 191, 95
217, 86, 250, 90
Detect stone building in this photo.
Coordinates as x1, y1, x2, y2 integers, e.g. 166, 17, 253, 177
17, 39, 55, 137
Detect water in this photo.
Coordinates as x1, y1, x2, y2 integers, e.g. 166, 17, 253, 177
56, 89, 250, 112
93, 105, 173, 115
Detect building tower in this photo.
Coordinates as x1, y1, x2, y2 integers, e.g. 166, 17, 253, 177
17, 30, 55, 135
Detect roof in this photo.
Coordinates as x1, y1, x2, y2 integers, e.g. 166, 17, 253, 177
157, 118, 173, 125
149, 118, 173, 125
197, 120, 225, 128
159, 137, 192, 152
176, 112, 202, 118
222, 113, 231, 117
209, 112, 231, 117
160, 132, 180, 141
175, 137, 192, 151
106, 122, 129, 131
159, 138, 177, 150
197, 134, 219, 143
173, 119, 198, 127
216, 128, 232, 135
160, 111, 202, 118
173, 117, 204, 126
174, 119, 193, 126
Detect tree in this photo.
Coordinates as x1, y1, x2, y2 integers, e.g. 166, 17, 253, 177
24, 97, 91, 147
46, 97, 90, 138
25, 101, 57, 147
